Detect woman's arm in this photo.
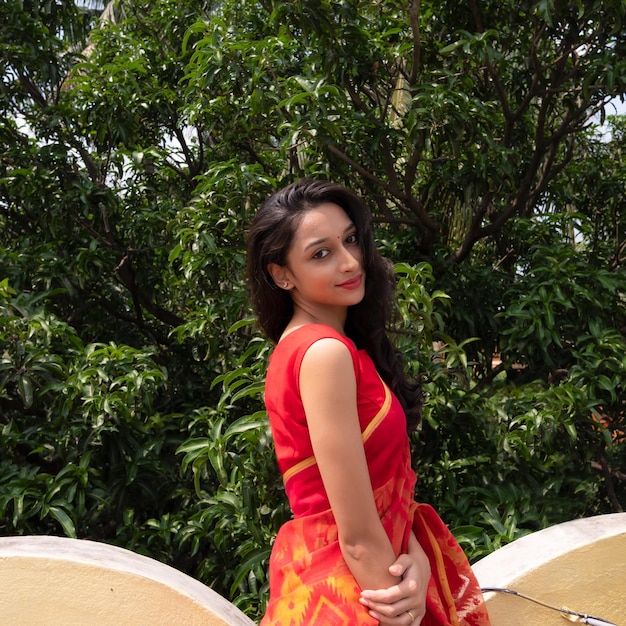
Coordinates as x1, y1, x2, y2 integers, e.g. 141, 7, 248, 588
299, 338, 400, 591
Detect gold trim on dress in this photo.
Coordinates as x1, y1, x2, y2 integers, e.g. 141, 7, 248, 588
283, 456, 317, 484
418, 509, 460, 626
362, 376, 391, 444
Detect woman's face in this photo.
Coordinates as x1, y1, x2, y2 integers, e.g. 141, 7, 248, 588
270, 202, 365, 322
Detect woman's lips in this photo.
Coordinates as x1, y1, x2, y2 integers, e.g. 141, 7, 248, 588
337, 274, 363, 290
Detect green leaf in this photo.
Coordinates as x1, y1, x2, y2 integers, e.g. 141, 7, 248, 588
18, 376, 34, 408
47, 505, 77, 539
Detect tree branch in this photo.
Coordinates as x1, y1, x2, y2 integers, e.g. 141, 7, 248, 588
325, 142, 439, 232
407, 0, 421, 85
114, 251, 185, 328
593, 448, 624, 513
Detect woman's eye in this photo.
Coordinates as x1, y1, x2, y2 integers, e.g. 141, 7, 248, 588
312, 249, 329, 259
346, 233, 358, 245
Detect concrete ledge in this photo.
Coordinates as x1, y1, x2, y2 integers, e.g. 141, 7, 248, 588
472, 513, 626, 626
0, 536, 256, 626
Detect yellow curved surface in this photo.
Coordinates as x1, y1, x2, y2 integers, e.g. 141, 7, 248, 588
473, 513, 626, 626
0, 536, 255, 626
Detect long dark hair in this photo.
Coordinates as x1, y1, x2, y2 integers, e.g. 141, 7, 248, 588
246, 179, 421, 431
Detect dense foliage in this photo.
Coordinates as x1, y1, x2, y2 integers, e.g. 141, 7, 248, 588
1, 0, 625, 619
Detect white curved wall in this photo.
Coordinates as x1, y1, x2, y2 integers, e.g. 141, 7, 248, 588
472, 513, 626, 626
0, 536, 255, 626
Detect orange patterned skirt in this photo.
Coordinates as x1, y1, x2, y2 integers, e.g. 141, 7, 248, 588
261, 469, 490, 625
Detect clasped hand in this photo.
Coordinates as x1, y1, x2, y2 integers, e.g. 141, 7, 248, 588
359, 537, 430, 625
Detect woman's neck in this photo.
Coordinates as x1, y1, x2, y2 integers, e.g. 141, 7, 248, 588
288, 304, 347, 336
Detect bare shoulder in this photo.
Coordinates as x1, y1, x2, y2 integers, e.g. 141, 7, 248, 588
301, 336, 353, 370
300, 338, 356, 402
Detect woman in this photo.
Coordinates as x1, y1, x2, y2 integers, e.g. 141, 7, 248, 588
247, 179, 490, 626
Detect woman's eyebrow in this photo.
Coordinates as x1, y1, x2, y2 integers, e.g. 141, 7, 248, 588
303, 223, 356, 251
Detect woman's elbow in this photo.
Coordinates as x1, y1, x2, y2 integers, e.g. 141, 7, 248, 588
339, 528, 386, 563
339, 537, 370, 563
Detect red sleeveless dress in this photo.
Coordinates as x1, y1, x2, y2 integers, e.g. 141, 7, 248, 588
261, 324, 490, 626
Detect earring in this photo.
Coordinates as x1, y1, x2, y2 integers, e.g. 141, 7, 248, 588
283, 282, 289, 288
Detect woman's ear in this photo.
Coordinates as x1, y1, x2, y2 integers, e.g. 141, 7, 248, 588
267, 263, 292, 290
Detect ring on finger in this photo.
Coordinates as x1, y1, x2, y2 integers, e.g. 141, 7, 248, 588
407, 610, 415, 622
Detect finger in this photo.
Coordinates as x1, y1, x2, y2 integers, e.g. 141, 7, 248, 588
368, 607, 422, 626
360, 585, 403, 604
360, 596, 416, 619
388, 553, 412, 577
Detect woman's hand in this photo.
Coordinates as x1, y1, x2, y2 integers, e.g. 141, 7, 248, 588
359, 534, 430, 625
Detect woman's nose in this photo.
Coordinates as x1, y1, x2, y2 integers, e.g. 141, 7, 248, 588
340, 247, 360, 270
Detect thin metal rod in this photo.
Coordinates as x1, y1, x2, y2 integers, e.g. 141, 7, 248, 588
480, 587, 617, 626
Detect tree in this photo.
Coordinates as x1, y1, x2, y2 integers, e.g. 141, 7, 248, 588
1, 0, 625, 620
184, 0, 626, 259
